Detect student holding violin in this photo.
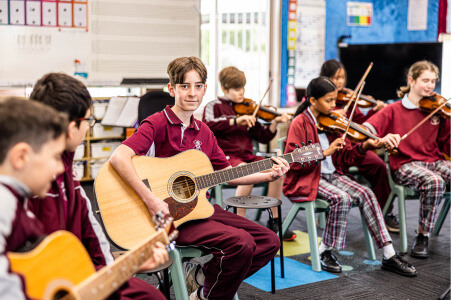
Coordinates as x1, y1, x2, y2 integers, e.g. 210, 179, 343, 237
283, 76, 417, 276
364, 60, 450, 259
202, 66, 295, 240
320, 59, 399, 232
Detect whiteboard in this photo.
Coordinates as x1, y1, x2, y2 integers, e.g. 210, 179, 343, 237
0, 0, 200, 86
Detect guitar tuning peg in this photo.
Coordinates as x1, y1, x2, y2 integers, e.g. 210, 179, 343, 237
295, 144, 300, 148
308, 140, 312, 144
301, 142, 305, 146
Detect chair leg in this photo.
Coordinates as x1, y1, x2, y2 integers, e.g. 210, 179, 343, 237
382, 190, 396, 217
397, 188, 408, 254
270, 258, 275, 294
277, 205, 284, 278
214, 185, 224, 208
433, 197, 450, 235
169, 249, 189, 300
232, 293, 239, 300
318, 212, 326, 229
303, 202, 321, 272
360, 214, 377, 260
281, 204, 301, 236
254, 208, 263, 221
163, 268, 170, 299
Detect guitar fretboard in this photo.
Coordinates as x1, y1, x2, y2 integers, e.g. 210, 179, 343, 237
195, 153, 294, 190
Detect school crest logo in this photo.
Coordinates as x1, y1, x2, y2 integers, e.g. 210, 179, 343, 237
430, 115, 440, 126
193, 140, 202, 150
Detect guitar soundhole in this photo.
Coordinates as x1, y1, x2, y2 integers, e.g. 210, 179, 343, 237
171, 175, 196, 202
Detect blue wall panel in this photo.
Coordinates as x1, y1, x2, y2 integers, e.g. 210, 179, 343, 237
325, 0, 439, 60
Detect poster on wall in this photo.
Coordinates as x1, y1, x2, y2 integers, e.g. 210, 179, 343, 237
347, 1, 372, 27
407, 0, 428, 31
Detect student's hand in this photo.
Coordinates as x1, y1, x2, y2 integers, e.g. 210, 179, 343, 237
274, 112, 291, 124
143, 196, 170, 217
236, 115, 257, 128
334, 109, 347, 117
269, 150, 290, 180
379, 133, 401, 149
372, 100, 387, 112
137, 242, 169, 272
323, 138, 345, 156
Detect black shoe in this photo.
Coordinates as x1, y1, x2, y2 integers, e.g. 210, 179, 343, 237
267, 218, 297, 241
382, 254, 418, 277
384, 213, 400, 233
411, 233, 429, 258
320, 250, 342, 273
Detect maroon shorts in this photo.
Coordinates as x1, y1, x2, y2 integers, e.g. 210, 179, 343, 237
227, 154, 264, 167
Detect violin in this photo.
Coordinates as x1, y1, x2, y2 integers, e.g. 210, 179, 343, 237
337, 88, 379, 108
317, 112, 397, 155
233, 98, 289, 122
419, 94, 450, 119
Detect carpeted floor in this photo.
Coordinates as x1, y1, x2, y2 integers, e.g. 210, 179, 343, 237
83, 183, 450, 300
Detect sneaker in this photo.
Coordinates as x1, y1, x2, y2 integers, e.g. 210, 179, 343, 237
184, 262, 204, 295
382, 254, 418, 277
320, 250, 342, 273
384, 213, 400, 233
267, 218, 297, 241
411, 233, 429, 258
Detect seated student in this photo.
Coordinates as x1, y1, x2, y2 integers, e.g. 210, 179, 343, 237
364, 60, 450, 259
0, 99, 67, 298
202, 66, 295, 240
320, 59, 398, 232
109, 57, 289, 300
283, 76, 417, 276
28, 73, 168, 299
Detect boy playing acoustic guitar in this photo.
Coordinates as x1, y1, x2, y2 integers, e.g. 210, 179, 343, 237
29, 73, 168, 299
0, 98, 68, 298
109, 56, 290, 300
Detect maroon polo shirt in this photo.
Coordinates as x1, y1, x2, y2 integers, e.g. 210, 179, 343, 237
123, 106, 231, 171
364, 97, 450, 171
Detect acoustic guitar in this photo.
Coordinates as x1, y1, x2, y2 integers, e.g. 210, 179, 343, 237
95, 144, 323, 250
8, 213, 177, 300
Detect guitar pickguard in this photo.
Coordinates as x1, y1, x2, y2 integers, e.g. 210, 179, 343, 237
164, 197, 198, 221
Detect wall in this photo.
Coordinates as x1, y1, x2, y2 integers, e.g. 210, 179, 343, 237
325, 0, 439, 59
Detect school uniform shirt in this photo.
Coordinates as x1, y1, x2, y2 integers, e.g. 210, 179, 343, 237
0, 176, 44, 300
364, 95, 450, 171
202, 97, 276, 159
124, 105, 231, 170
283, 110, 367, 202
29, 151, 114, 268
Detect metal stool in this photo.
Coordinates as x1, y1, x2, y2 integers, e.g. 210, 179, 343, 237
224, 195, 284, 294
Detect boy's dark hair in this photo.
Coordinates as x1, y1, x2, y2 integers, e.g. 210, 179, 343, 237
30, 73, 92, 126
0, 98, 68, 163
167, 57, 207, 86
219, 66, 246, 90
294, 76, 337, 117
319, 59, 346, 78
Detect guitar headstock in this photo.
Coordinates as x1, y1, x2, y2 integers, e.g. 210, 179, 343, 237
153, 212, 178, 243
291, 142, 324, 167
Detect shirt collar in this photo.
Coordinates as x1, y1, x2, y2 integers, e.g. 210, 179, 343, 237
306, 107, 318, 125
401, 94, 418, 110
163, 105, 200, 131
0, 175, 31, 197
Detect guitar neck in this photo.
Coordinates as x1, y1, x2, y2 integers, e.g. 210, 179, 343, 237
195, 153, 294, 190
74, 231, 167, 300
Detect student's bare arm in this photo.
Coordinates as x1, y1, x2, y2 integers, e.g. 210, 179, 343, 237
109, 145, 170, 216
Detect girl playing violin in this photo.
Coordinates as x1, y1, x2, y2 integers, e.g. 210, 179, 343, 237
284, 76, 417, 276
364, 60, 450, 259
202, 66, 294, 240
320, 59, 398, 232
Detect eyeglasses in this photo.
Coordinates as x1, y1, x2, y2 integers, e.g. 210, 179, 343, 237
78, 114, 96, 127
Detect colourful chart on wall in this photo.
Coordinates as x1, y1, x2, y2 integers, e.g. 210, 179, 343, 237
0, 0, 88, 30
346, 1, 372, 27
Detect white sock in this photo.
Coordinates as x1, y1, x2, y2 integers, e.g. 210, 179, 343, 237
383, 244, 396, 259
196, 267, 205, 286
318, 241, 331, 254
422, 232, 430, 237
198, 287, 207, 300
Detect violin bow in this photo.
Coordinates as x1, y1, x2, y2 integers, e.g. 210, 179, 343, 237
344, 62, 374, 112
252, 78, 274, 118
400, 98, 451, 141
342, 81, 365, 140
